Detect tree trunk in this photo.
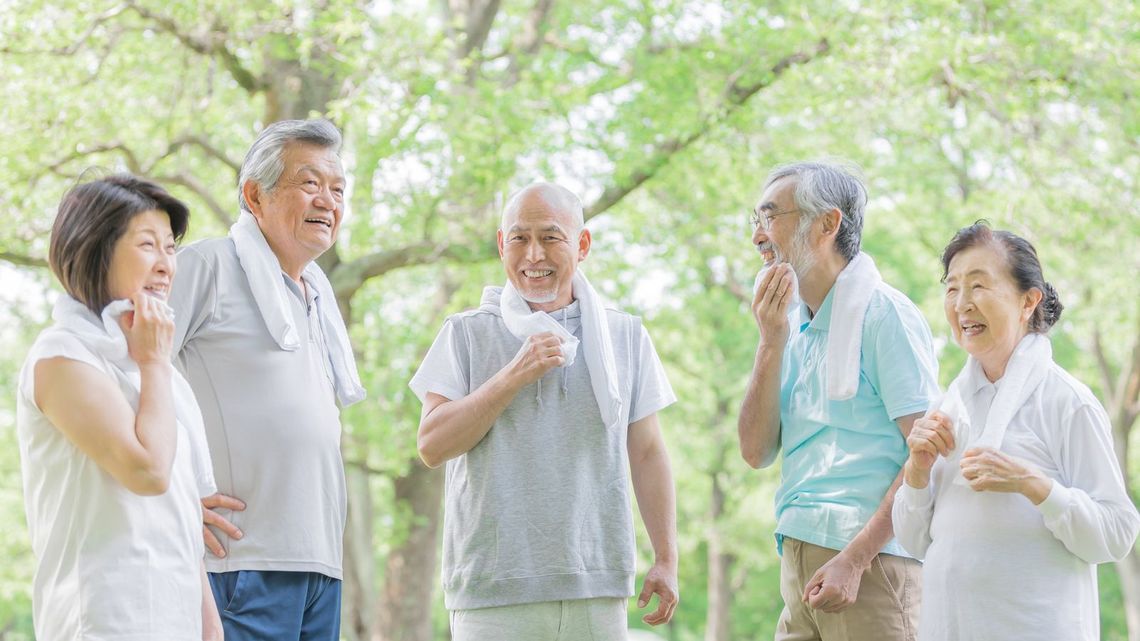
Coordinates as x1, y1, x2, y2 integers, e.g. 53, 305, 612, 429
705, 473, 733, 641
1092, 319, 1140, 641
342, 463, 376, 641
263, 53, 341, 123
374, 460, 445, 641
1118, 553, 1140, 641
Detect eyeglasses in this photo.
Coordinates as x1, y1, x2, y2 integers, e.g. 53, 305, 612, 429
749, 207, 801, 231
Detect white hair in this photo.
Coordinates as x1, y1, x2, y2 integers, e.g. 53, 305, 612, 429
238, 119, 342, 212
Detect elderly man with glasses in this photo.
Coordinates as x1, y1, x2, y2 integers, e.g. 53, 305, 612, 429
738, 161, 939, 641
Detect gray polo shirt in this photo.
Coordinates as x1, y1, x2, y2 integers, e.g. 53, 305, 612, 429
169, 237, 345, 579
410, 288, 676, 609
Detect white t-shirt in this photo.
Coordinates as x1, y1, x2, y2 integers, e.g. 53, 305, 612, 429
17, 324, 216, 640
169, 238, 345, 578
892, 359, 1140, 641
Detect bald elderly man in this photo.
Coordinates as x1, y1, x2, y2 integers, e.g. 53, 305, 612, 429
410, 183, 679, 641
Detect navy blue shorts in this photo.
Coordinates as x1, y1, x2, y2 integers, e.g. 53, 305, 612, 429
208, 570, 341, 641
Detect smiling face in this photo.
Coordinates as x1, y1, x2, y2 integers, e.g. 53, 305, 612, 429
107, 209, 177, 301
944, 243, 1042, 380
752, 177, 816, 276
245, 141, 345, 278
497, 187, 590, 312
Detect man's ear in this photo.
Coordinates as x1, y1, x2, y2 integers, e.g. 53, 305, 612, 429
497, 229, 505, 259
577, 228, 592, 261
820, 207, 842, 237
242, 180, 265, 219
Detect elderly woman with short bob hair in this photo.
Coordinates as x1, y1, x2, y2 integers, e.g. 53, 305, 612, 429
892, 222, 1139, 641
16, 175, 222, 640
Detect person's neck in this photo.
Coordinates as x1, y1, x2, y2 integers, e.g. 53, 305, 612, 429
279, 260, 306, 287
266, 245, 308, 286
526, 295, 576, 314
799, 251, 849, 315
978, 330, 1030, 383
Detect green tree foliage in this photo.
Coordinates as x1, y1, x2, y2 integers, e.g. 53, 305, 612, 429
1, 0, 1137, 639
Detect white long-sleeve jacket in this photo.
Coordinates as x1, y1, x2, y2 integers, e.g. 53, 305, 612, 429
893, 360, 1139, 641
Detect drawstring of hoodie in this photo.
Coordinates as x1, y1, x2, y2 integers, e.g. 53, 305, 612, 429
559, 308, 570, 397
534, 307, 572, 406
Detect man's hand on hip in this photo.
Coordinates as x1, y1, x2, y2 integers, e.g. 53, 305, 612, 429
202, 492, 246, 558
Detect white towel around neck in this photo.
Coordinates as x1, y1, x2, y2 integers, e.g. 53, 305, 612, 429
499, 270, 623, 431
51, 295, 212, 487
229, 211, 365, 407
826, 252, 883, 401
937, 332, 1052, 485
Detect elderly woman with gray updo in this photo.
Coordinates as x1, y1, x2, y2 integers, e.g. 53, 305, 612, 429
892, 222, 1139, 641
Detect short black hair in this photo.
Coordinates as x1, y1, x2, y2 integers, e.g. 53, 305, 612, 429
49, 175, 189, 314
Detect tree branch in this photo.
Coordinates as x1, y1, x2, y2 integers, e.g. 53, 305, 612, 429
333, 38, 832, 303
331, 242, 492, 300
126, 1, 263, 93
585, 38, 831, 220
506, 0, 555, 82
458, 0, 503, 62
159, 134, 241, 174
0, 4, 128, 56
0, 251, 48, 269
152, 173, 234, 228
1125, 315, 1140, 422
1092, 325, 1119, 405
41, 142, 143, 177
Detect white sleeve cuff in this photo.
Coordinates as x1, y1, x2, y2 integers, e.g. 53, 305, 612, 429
1034, 479, 1067, 520
898, 481, 935, 509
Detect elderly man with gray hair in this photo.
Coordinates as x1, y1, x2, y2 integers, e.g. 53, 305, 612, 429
411, 182, 679, 640
168, 119, 365, 640
738, 161, 939, 640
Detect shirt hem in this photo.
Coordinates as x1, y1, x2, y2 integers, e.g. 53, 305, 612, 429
775, 526, 913, 559
205, 558, 343, 580
444, 570, 633, 610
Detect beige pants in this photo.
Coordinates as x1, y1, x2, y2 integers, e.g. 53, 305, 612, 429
451, 597, 628, 641
775, 538, 921, 641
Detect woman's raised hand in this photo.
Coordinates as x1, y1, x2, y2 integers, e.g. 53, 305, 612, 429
904, 410, 955, 488
119, 292, 175, 367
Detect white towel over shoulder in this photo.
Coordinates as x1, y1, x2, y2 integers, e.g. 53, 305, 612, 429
499, 270, 622, 431
826, 252, 882, 401
229, 211, 365, 407
938, 332, 1052, 485
51, 295, 214, 492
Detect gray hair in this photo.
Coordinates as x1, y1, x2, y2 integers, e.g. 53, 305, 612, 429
500, 182, 585, 232
238, 119, 343, 212
763, 160, 867, 262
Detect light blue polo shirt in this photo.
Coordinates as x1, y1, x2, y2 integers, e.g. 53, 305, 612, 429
775, 281, 939, 557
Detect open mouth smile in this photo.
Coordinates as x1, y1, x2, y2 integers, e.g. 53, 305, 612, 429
143, 284, 169, 299
960, 321, 986, 336
304, 217, 333, 228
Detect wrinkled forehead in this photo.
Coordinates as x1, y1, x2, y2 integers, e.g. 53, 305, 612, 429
283, 142, 345, 179
756, 176, 797, 211
946, 244, 1008, 281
